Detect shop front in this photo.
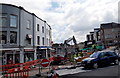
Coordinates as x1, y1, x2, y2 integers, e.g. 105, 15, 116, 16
37, 46, 51, 59
24, 49, 34, 62
0, 48, 20, 65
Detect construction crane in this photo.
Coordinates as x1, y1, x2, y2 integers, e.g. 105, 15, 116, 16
64, 36, 79, 57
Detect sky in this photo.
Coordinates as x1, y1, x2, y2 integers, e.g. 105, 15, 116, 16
1, 0, 119, 43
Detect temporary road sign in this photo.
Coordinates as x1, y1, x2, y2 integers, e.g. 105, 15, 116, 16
41, 59, 49, 67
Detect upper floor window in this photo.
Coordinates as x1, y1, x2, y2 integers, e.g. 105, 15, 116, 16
0, 14, 7, 27
27, 20, 31, 29
42, 26, 44, 33
37, 36, 40, 45
10, 15, 17, 27
26, 34, 32, 45
10, 31, 17, 44
37, 24, 39, 31
42, 37, 44, 45
0, 31, 7, 44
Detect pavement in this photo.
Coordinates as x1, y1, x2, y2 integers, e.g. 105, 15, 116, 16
28, 62, 75, 78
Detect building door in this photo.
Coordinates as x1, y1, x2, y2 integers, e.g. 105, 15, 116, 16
15, 54, 20, 64
7, 54, 13, 64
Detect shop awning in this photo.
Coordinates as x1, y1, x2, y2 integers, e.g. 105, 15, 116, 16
37, 46, 51, 49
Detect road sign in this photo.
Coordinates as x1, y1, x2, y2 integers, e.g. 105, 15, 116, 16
41, 59, 50, 67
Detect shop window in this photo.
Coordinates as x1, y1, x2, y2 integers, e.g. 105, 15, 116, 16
0, 31, 7, 44
10, 31, 17, 44
10, 15, 17, 27
0, 14, 7, 27
24, 53, 34, 62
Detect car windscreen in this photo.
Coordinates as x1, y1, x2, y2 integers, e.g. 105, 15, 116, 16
90, 52, 99, 58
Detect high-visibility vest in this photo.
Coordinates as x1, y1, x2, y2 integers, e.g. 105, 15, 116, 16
78, 53, 80, 56
74, 54, 77, 57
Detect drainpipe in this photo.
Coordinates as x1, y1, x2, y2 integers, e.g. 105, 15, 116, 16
32, 13, 36, 60
19, 7, 24, 63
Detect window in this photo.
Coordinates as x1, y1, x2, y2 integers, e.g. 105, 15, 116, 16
108, 52, 116, 56
0, 14, 7, 27
98, 53, 104, 58
27, 20, 30, 29
0, 31, 7, 44
90, 52, 99, 58
10, 15, 17, 27
37, 24, 39, 31
26, 34, 32, 45
42, 37, 44, 45
47, 38, 49, 45
37, 36, 40, 45
10, 31, 17, 44
42, 26, 44, 33
28, 39, 31, 45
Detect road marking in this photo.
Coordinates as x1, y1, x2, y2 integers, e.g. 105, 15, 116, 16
55, 67, 91, 76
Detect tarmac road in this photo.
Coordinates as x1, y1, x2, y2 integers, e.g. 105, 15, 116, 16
59, 65, 120, 78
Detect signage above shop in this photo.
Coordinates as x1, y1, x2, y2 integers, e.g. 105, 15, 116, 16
37, 46, 51, 49
24, 49, 34, 52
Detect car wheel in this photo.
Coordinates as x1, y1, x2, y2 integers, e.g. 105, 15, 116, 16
93, 63, 98, 69
114, 59, 119, 65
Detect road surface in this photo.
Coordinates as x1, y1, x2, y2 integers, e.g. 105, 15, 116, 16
57, 64, 119, 78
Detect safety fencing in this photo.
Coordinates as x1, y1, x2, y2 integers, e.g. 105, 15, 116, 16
0, 63, 23, 73
4, 66, 30, 78
0, 59, 41, 74
0, 58, 54, 78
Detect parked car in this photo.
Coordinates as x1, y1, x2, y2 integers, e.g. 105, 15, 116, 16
81, 50, 119, 69
51, 54, 67, 65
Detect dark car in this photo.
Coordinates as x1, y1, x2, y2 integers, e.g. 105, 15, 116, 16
81, 50, 119, 69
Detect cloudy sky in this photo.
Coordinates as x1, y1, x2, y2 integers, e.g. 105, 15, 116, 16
1, 0, 119, 43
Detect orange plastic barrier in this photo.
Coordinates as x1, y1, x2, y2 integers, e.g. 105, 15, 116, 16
0, 59, 41, 72
49, 57, 54, 62
4, 66, 30, 78
0, 63, 23, 72
23, 59, 41, 67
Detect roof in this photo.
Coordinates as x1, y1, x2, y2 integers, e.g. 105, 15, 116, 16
0, 3, 52, 29
100, 22, 120, 29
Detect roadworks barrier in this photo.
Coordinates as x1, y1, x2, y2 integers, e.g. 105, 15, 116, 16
4, 66, 30, 78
